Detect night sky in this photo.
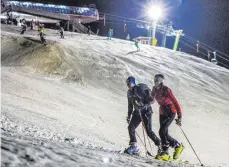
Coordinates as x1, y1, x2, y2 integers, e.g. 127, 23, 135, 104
17, 0, 229, 68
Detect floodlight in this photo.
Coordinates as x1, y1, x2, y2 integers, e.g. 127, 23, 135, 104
148, 5, 162, 20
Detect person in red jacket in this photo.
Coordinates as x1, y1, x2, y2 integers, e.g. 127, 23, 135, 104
151, 74, 183, 161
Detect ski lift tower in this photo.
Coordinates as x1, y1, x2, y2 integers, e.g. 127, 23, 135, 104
156, 22, 184, 51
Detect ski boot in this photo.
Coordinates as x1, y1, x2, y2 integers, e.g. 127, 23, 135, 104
173, 143, 184, 160
155, 143, 170, 161
155, 151, 170, 161
157, 145, 162, 156
124, 144, 139, 155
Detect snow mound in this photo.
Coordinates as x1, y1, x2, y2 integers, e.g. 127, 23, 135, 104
1, 31, 130, 88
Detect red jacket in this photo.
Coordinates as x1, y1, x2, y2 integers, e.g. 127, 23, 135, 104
151, 84, 182, 118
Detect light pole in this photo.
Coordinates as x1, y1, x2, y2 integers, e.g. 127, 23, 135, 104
146, 26, 151, 45
173, 30, 183, 51
148, 5, 162, 46
152, 20, 157, 46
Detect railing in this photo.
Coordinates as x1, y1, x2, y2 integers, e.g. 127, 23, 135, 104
7, 1, 98, 18
2, 1, 97, 34
71, 20, 95, 35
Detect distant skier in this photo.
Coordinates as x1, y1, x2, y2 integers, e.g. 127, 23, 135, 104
134, 39, 140, 51
107, 29, 113, 40
30, 19, 34, 30
151, 74, 183, 161
36, 20, 40, 29
21, 18, 26, 25
59, 27, 64, 39
6, 11, 12, 24
56, 22, 61, 34
125, 76, 161, 155
20, 23, 27, 35
87, 26, 91, 35
38, 25, 46, 44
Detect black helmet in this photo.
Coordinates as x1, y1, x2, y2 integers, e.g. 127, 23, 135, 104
154, 74, 164, 79
154, 74, 164, 87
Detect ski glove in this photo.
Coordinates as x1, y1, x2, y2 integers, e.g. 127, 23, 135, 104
126, 116, 130, 124
175, 118, 182, 126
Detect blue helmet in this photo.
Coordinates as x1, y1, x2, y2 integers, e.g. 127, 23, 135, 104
126, 76, 136, 85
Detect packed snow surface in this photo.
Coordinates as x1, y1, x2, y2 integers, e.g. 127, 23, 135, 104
1, 25, 229, 166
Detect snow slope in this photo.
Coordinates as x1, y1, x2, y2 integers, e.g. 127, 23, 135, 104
1, 24, 229, 166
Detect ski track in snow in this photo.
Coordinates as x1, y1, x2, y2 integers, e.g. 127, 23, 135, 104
1, 131, 195, 167
1, 25, 229, 166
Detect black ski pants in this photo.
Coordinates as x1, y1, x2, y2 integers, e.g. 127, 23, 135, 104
39, 33, 46, 43
20, 29, 26, 35
159, 111, 179, 151
128, 109, 161, 146
60, 32, 64, 38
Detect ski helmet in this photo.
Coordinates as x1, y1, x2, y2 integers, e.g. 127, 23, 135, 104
154, 74, 164, 79
154, 74, 164, 86
126, 76, 136, 85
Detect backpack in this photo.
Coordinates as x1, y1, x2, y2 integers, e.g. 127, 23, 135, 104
135, 83, 151, 105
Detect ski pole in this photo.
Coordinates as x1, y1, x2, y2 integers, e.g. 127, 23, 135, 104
140, 119, 148, 157
128, 115, 153, 157
135, 131, 153, 156
178, 125, 204, 167
145, 127, 153, 157
128, 107, 154, 157
138, 110, 153, 156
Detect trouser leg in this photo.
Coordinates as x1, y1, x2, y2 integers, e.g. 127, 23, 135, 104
159, 113, 179, 152
128, 112, 141, 145
142, 112, 161, 146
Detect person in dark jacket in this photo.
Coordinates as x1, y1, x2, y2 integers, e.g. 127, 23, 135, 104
151, 74, 183, 161
38, 25, 46, 44
107, 29, 112, 40
30, 19, 34, 30
125, 76, 161, 155
59, 27, 64, 39
20, 23, 27, 35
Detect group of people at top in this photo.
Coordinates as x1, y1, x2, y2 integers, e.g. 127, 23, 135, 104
19, 20, 65, 44
19, 19, 45, 43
